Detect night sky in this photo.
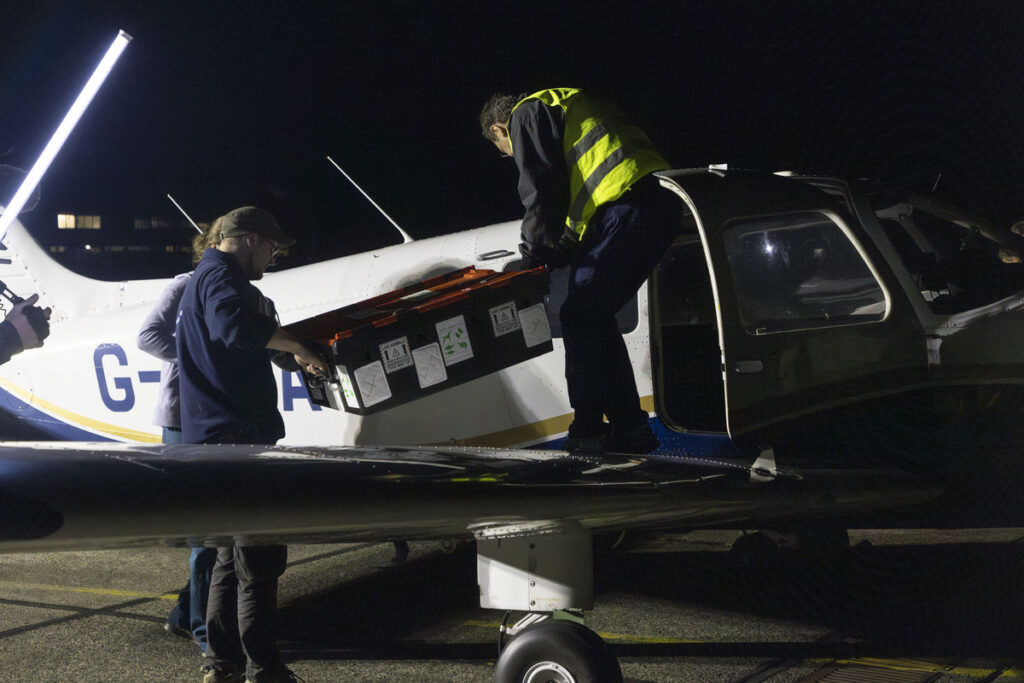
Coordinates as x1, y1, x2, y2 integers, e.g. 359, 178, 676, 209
2, 1, 1023, 270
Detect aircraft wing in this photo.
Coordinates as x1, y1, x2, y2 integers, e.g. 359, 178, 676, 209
0, 442, 942, 552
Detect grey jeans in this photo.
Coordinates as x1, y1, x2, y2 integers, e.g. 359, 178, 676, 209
204, 544, 288, 681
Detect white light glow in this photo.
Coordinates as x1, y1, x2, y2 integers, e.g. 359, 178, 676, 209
0, 30, 132, 242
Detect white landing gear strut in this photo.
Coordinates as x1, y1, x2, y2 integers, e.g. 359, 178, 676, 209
475, 520, 622, 683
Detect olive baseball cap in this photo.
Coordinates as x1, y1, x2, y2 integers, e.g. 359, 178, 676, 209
218, 206, 296, 247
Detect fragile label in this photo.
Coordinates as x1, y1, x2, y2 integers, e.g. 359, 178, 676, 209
354, 361, 392, 407
489, 301, 520, 337
518, 304, 552, 348
413, 343, 447, 388
436, 314, 473, 366
379, 336, 414, 373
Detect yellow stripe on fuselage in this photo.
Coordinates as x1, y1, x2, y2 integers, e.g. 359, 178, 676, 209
0, 377, 160, 443
0, 373, 655, 449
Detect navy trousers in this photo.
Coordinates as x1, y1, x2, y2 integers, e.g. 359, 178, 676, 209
560, 174, 680, 433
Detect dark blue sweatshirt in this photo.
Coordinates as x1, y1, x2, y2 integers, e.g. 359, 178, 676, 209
176, 248, 283, 444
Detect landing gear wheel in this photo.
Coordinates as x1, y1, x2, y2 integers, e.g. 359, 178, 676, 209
494, 620, 622, 683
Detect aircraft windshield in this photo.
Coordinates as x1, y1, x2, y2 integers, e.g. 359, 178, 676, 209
722, 212, 888, 334
876, 205, 1024, 314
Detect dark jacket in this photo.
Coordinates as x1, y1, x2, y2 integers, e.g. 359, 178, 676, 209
0, 320, 23, 366
508, 89, 669, 269
509, 98, 572, 268
176, 249, 282, 444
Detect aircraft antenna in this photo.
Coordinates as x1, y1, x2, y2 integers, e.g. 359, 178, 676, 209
0, 30, 132, 242
326, 156, 414, 244
167, 194, 203, 234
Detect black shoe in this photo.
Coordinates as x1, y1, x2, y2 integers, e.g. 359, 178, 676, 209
562, 435, 605, 454
603, 422, 659, 454
164, 621, 193, 640
201, 664, 245, 683
562, 421, 609, 453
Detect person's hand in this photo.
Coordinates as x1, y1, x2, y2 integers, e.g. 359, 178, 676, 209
8, 293, 51, 350
293, 346, 329, 379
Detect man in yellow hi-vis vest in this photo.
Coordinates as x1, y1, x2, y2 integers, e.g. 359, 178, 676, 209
480, 88, 680, 454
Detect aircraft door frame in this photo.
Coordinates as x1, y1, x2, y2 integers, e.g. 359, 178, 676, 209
657, 171, 930, 451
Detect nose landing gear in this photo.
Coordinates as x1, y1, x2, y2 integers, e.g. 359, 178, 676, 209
494, 615, 622, 683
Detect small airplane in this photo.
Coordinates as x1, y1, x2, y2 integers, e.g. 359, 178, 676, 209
1, 166, 1023, 681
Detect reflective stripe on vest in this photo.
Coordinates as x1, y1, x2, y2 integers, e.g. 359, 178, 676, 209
568, 137, 659, 234
513, 88, 669, 239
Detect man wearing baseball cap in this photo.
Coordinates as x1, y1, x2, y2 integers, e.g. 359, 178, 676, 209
176, 206, 326, 683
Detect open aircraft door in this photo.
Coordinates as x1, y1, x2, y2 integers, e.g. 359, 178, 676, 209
656, 170, 931, 463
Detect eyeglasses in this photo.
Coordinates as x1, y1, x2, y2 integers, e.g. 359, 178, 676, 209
252, 233, 280, 256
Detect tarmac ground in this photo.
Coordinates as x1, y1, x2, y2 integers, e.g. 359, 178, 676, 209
1, 529, 1023, 682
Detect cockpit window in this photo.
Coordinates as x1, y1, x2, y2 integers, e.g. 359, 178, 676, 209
876, 204, 1024, 314
723, 212, 888, 334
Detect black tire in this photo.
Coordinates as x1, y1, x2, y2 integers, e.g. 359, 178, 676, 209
493, 620, 623, 683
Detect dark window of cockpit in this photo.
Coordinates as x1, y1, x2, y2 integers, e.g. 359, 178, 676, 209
723, 212, 887, 334
876, 207, 1024, 314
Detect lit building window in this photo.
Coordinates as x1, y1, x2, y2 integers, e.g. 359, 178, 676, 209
57, 214, 101, 229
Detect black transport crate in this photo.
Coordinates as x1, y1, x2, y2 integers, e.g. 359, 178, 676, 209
286, 266, 552, 415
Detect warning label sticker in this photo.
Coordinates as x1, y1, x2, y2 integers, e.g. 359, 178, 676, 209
413, 343, 447, 388
436, 314, 474, 366
379, 336, 413, 374
337, 368, 358, 408
518, 303, 552, 348
354, 361, 392, 407
489, 301, 520, 337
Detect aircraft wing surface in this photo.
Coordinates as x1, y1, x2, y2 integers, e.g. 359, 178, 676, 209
0, 443, 942, 552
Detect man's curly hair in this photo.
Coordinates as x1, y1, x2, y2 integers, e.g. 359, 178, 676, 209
479, 93, 527, 142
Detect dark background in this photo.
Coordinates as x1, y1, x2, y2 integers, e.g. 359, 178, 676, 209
2, 0, 1023, 276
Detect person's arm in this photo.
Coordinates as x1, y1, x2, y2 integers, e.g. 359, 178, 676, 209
510, 99, 573, 269
204, 277, 327, 377
137, 274, 189, 362
267, 327, 328, 377
204, 277, 278, 352
0, 320, 22, 365
260, 296, 303, 372
0, 292, 52, 364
